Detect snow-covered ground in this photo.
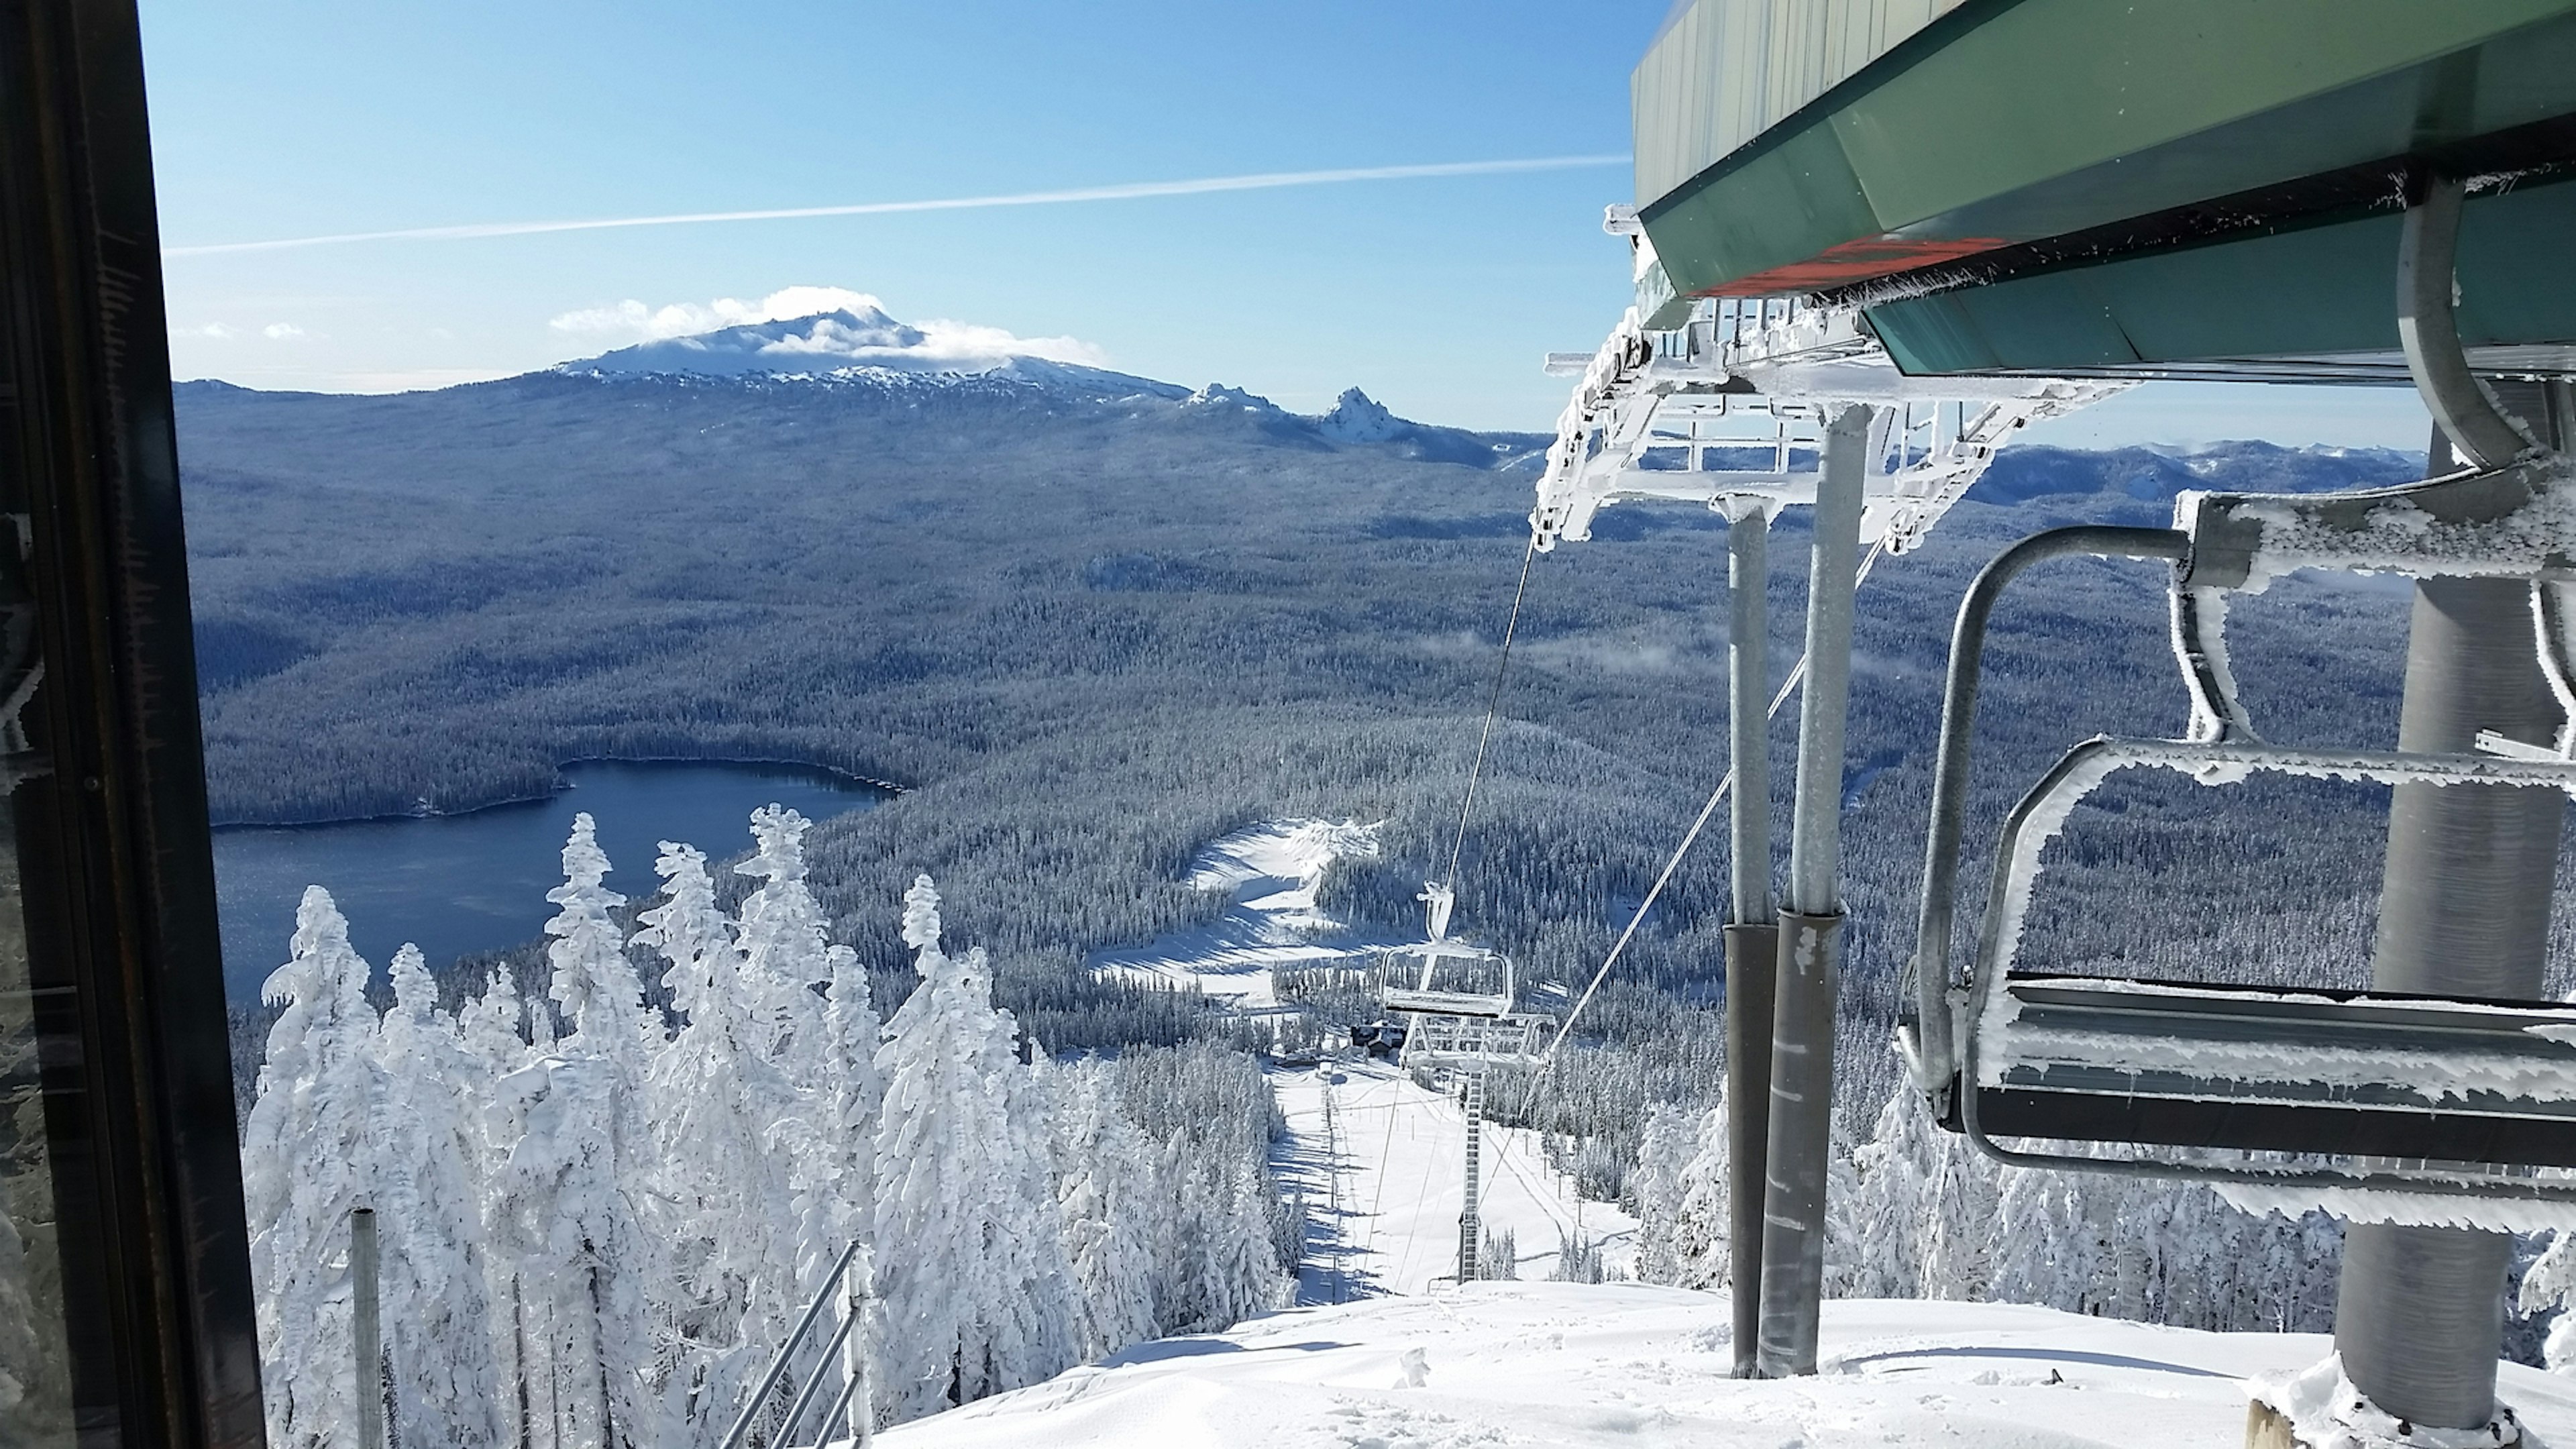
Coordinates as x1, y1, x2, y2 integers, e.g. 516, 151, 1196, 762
877, 1287, 2576, 1448
1091, 819, 1395, 1009
1093, 818, 1635, 1294
1273, 1059, 1638, 1300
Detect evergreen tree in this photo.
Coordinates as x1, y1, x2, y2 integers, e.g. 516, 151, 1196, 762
488, 815, 665, 1449
1668, 1098, 1731, 1291
370, 943, 503, 1447
871, 875, 1077, 1425
239, 888, 380, 1449
636, 839, 802, 1437
1627, 1102, 1694, 1286
1049, 1063, 1158, 1359
779, 938, 884, 1440
454, 960, 541, 1443
735, 805, 834, 1079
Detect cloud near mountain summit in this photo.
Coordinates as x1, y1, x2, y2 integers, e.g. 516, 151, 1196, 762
547, 286, 1109, 374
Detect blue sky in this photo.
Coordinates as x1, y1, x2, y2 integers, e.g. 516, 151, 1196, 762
140, 0, 2432, 447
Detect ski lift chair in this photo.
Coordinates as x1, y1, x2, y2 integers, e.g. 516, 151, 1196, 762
1902, 177, 2576, 1207
1902, 491, 2576, 1205
1379, 883, 1554, 1068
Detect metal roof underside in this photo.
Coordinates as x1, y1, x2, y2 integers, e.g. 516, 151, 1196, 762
1633, 0, 2576, 378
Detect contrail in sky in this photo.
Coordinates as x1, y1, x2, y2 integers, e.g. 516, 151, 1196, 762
163, 155, 1631, 258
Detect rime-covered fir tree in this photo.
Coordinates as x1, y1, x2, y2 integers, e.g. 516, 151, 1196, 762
239, 888, 379, 1449
636, 837, 802, 1436
871, 875, 1077, 1424
1627, 1102, 1695, 1287
780, 938, 883, 1441
369, 943, 503, 1446
1049, 1063, 1158, 1359
1667, 1097, 1731, 1291
487, 815, 665, 1449
735, 805, 834, 1082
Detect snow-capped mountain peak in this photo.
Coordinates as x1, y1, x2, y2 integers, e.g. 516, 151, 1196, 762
574, 307, 992, 378
1187, 382, 1279, 413
1317, 386, 1403, 443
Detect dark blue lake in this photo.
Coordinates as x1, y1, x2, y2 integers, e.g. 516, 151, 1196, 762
211, 760, 888, 1002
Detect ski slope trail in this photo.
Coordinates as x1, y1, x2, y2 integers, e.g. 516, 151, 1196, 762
1090, 819, 1393, 1009
1271, 1059, 1637, 1300
876, 1287, 2576, 1448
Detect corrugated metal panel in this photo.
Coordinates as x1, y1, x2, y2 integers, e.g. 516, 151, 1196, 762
1631, 0, 1964, 209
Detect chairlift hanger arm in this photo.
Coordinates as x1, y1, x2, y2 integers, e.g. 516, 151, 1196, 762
1531, 297, 2126, 553
2399, 176, 2540, 472
1903, 526, 2190, 1108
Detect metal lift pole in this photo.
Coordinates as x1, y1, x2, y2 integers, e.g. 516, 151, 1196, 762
1722, 500, 1778, 1379
2329, 180, 2568, 1436
1756, 402, 1872, 1378
2331, 432, 2566, 1432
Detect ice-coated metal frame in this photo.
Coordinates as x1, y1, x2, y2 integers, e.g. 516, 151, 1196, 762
1905, 526, 2192, 1112
1397, 1011, 1552, 1066
1907, 527, 2576, 1204
1378, 938, 1519, 1020
1956, 737, 2576, 1201
1372, 933, 1552, 1285
1530, 294, 2125, 555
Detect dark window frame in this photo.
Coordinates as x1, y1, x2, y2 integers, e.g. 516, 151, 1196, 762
1, 1, 266, 1444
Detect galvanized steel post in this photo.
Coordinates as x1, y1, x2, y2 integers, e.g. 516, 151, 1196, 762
1723, 500, 1778, 1378
1756, 403, 1871, 1377
2330, 413, 2565, 1436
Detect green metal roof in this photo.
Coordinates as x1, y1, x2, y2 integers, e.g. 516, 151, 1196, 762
1635, 0, 2576, 345
1865, 171, 2576, 380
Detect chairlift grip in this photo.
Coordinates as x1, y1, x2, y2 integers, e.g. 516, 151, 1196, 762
1905, 526, 2190, 1114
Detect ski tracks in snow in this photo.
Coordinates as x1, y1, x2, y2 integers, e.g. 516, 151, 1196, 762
1271, 1059, 1636, 1301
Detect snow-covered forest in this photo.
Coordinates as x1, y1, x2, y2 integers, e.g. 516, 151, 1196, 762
1617, 1073, 2576, 1366
239, 806, 1294, 1447
184, 360, 2576, 1415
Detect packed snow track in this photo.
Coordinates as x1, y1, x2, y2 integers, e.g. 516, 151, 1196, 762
1271, 1059, 1638, 1299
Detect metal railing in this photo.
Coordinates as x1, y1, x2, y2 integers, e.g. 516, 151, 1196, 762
716, 1240, 870, 1449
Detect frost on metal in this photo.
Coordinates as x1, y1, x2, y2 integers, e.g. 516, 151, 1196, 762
2222, 1179, 2576, 1234
1972, 742, 2576, 1104
1991, 987, 2576, 1106
1975, 740, 2576, 1073
2178, 452, 2576, 596
1529, 297, 2120, 553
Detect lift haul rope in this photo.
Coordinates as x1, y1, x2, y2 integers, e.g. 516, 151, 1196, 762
1443, 535, 1542, 896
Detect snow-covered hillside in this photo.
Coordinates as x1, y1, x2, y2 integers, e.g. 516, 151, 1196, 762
1273, 1059, 1638, 1299
876, 1288, 2576, 1448
1091, 819, 1394, 1009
